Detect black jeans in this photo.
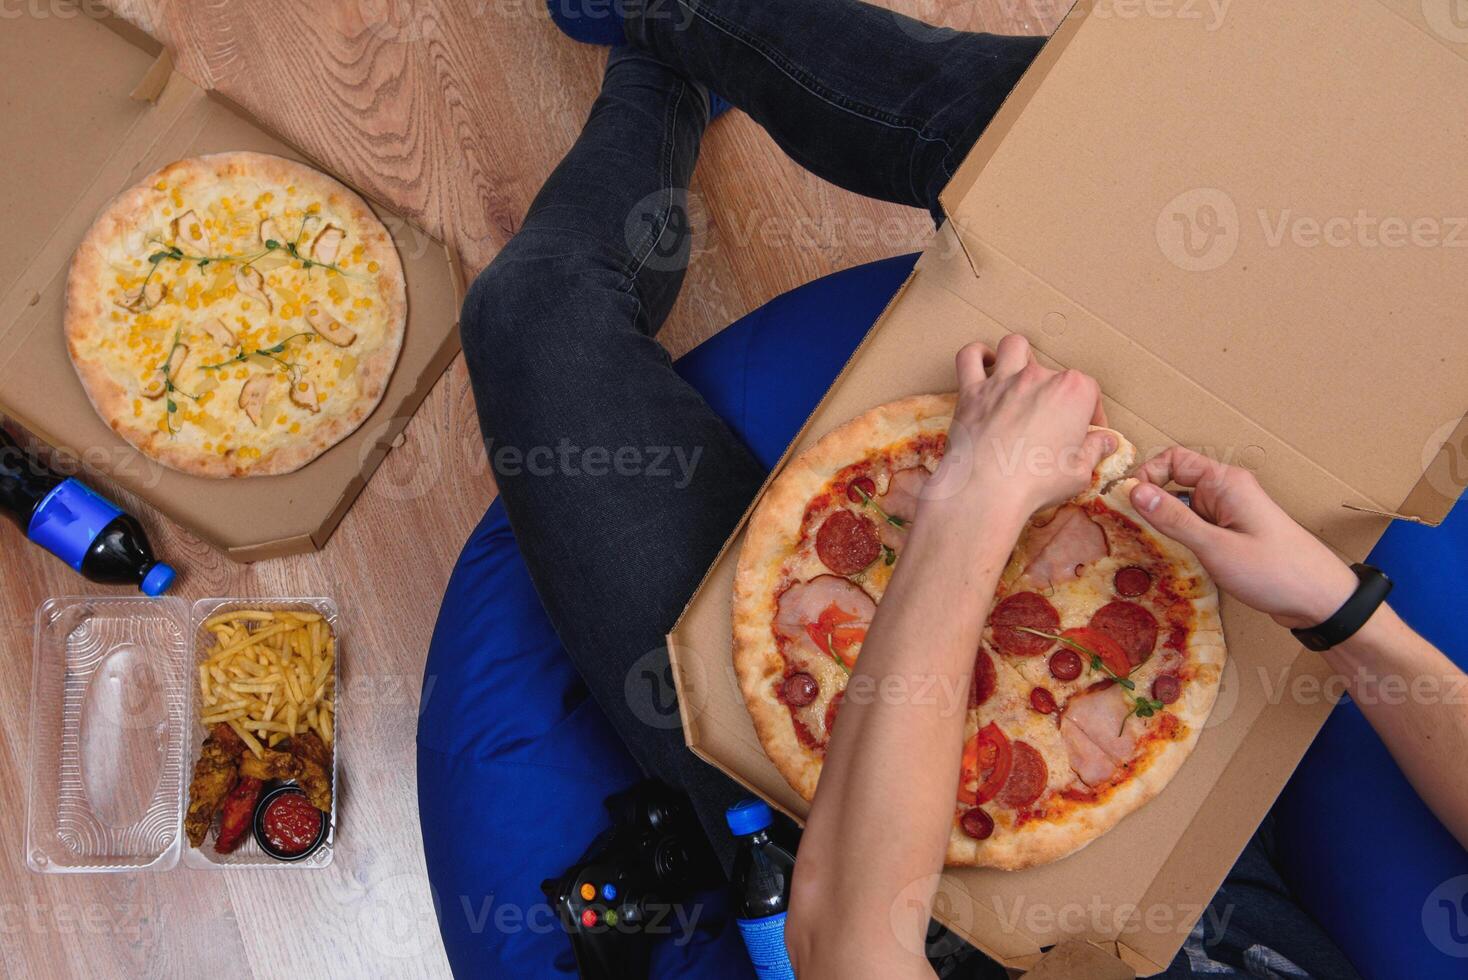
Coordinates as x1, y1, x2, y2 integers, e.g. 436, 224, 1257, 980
461, 0, 1038, 864
458, 1, 1358, 976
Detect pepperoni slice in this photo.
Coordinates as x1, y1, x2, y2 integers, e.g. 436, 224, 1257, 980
815, 510, 881, 575
846, 477, 877, 504
781, 672, 819, 707
997, 741, 1048, 809
1115, 566, 1152, 597
970, 647, 997, 708
959, 808, 994, 840
1049, 649, 1083, 681
1029, 688, 1057, 714
1090, 601, 1160, 667
989, 592, 1060, 657
1152, 673, 1181, 705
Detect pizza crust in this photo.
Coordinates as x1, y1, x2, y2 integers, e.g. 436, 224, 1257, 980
64, 152, 407, 478
733, 394, 956, 803
732, 395, 1224, 870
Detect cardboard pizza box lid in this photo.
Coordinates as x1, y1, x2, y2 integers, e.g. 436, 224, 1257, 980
667, 0, 1467, 974
0, 8, 465, 562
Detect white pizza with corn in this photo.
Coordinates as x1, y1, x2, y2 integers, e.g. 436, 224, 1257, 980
64, 151, 407, 477
732, 394, 1226, 869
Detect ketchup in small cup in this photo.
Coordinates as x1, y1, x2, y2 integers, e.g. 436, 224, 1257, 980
253, 786, 327, 861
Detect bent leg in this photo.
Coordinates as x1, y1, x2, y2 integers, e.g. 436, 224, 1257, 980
460, 49, 764, 863
627, 0, 1045, 217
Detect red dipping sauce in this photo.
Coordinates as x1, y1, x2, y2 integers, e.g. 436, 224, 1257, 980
261, 792, 322, 855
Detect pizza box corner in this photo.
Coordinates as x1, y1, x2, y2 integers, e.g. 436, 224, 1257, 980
667, 1, 1468, 975
0, 6, 467, 563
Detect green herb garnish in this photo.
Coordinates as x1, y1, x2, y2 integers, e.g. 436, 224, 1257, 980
853, 485, 907, 529
199, 332, 315, 381
155, 328, 199, 435
265, 214, 354, 278
823, 634, 852, 676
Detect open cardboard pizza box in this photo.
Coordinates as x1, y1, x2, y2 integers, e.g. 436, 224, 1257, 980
0, 6, 465, 562
667, 0, 1468, 974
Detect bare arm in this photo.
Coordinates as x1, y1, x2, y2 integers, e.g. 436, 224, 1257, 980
1131, 448, 1468, 851
785, 336, 1113, 977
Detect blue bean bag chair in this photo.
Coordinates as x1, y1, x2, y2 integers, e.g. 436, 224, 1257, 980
416, 253, 921, 977
1274, 505, 1468, 978
417, 251, 1467, 978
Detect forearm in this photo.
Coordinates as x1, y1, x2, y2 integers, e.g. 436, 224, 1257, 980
1322, 606, 1468, 851
788, 489, 1026, 974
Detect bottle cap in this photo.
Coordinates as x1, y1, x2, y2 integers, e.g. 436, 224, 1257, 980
141, 563, 177, 596
725, 799, 773, 836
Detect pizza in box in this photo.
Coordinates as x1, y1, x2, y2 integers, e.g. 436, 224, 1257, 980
733, 395, 1224, 869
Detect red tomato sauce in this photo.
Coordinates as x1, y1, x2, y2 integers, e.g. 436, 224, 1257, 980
262, 793, 322, 855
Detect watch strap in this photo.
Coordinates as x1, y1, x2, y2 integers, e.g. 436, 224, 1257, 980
1291, 564, 1393, 652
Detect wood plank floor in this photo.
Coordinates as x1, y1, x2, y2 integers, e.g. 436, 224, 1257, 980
0, 1, 1064, 976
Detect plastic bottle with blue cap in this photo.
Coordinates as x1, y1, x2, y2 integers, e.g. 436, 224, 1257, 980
727, 798, 797, 980
1, 428, 175, 595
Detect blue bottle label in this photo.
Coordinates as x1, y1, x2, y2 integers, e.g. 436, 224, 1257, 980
736, 913, 795, 980
27, 479, 122, 571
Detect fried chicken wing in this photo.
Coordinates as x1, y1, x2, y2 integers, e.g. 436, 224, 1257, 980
184, 730, 240, 847
239, 748, 332, 813
212, 721, 248, 759
286, 731, 331, 772
214, 777, 263, 853
283, 732, 334, 813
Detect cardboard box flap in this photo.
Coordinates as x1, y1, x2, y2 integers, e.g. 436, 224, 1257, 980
0, 11, 167, 315
941, 0, 1468, 527
0, 9, 463, 562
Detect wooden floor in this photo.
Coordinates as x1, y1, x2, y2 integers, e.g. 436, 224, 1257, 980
0, 1, 1064, 976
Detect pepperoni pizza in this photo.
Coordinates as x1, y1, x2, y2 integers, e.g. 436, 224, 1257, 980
732, 394, 1225, 869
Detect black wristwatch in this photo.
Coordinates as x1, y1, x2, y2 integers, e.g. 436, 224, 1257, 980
1290, 564, 1393, 652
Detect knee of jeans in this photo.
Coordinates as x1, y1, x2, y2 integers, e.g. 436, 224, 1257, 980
459, 241, 635, 385
458, 257, 521, 383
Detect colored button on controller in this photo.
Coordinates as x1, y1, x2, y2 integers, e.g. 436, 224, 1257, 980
602, 883, 618, 901
580, 908, 598, 928
579, 883, 596, 901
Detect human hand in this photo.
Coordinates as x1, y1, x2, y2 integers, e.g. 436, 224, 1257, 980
1130, 447, 1358, 629
929, 335, 1114, 519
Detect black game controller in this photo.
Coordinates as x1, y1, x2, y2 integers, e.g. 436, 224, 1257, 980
542, 780, 722, 979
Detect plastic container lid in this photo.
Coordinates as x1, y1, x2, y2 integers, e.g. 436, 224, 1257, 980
726, 799, 773, 836
141, 563, 176, 596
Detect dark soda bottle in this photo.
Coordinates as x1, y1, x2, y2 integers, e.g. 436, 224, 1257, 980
0, 428, 175, 595
726, 799, 796, 980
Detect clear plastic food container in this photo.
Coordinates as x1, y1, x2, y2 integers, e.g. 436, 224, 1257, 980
25, 596, 341, 874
